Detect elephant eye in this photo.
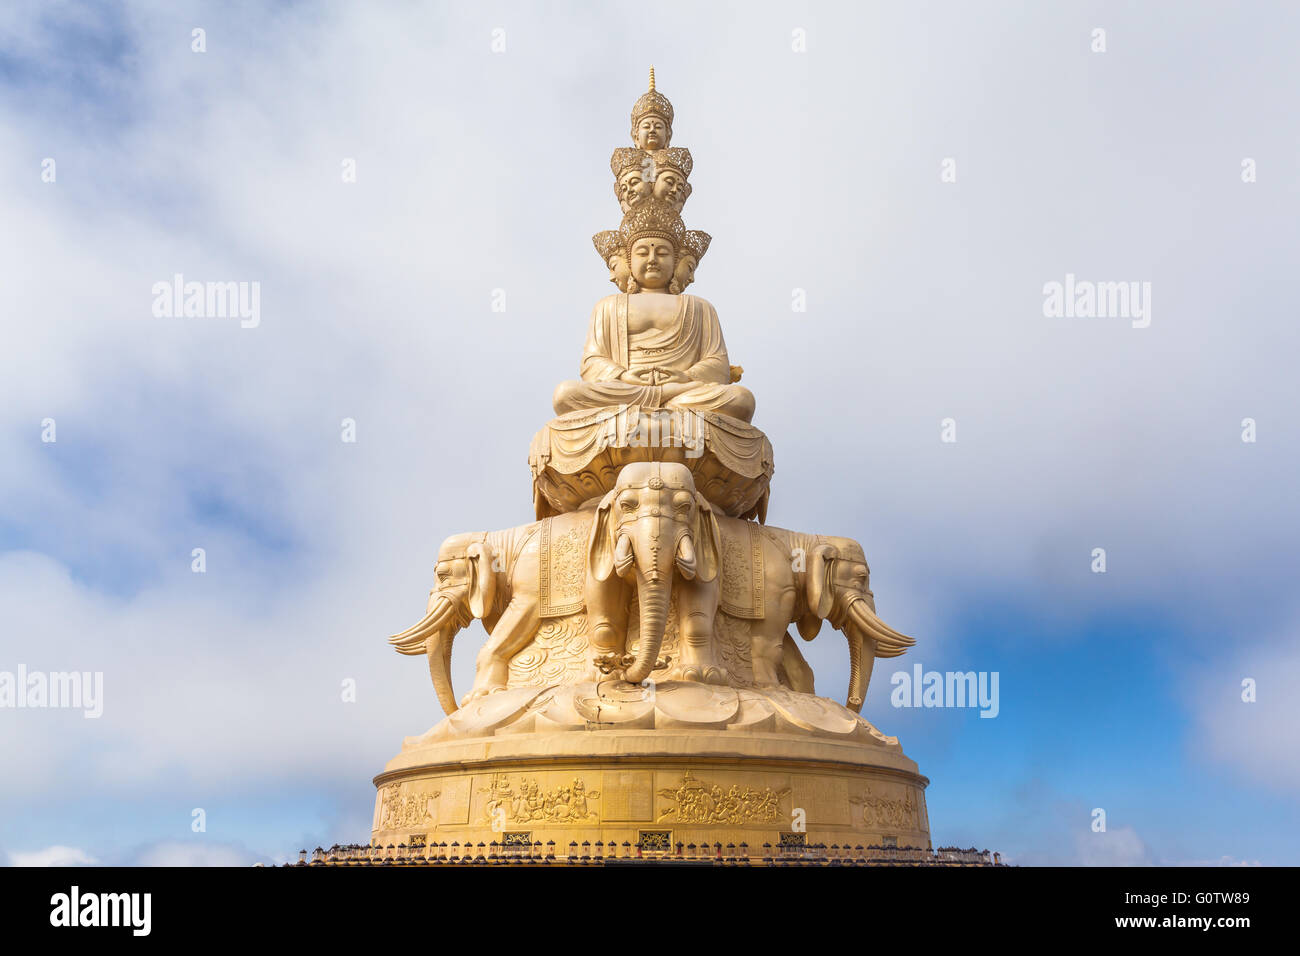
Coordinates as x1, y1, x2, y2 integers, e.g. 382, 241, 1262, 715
619, 494, 638, 511
673, 491, 692, 509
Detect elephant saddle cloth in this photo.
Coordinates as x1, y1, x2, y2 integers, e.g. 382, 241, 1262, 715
718, 519, 765, 620
538, 515, 593, 616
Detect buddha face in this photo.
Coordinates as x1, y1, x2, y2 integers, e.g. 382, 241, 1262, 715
628, 236, 676, 291
652, 168, 689, 210
670, 254, 698, 293
617, 167, 653, 210
633, 114, 670, 150
607, 254, 631, 292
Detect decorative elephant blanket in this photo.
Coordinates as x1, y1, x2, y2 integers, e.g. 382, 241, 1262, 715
718, 519, 765, 620
537, 515, 593, 616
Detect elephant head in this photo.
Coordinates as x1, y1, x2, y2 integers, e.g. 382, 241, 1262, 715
798, 537, 915, 712
387, 532, 497, 715
589, 461, 720, 683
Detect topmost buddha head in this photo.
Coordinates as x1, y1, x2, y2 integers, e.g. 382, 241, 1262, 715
630, 66, 673, 151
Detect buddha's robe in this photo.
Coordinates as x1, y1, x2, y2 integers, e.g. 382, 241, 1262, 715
552, 293, 755, 422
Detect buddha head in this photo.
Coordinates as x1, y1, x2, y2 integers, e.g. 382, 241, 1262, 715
628, 235, 675, 293
648, 148, 694, 212
619, 198, 686, 294
593, 230, 632, 291
630, 67, 673, 150
634, 113, 670, 151
669, 255, 697, 295
669, 229, 711, 294
616, 165, 653, 211
610, 255, 632, 291
611, 148, 655, 212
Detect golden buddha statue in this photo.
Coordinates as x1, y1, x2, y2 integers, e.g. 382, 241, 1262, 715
555, 199, 754, 422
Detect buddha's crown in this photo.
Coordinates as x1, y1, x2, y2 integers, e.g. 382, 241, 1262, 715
592, 230, 622, 264
610, 147, 650, 178
683, 229, 711, 262
619, 198, 686, 255
649, 147, 693, 179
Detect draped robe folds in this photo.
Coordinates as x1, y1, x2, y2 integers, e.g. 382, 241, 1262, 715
552, 293, 755, 422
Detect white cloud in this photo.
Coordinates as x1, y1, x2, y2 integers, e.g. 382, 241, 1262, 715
1177, 856, 1262, 867
1192, 620, 1300, 792
130, 841, 260, 867
9, 845, 98, 867
1075, 826, 1153, 867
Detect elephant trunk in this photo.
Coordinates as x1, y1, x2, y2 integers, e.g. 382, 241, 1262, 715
388, 592, 466, 715
844, 628, 871, 713
625, 576, 670, 684
620, 516, 680, 684
427, 626, 459, 716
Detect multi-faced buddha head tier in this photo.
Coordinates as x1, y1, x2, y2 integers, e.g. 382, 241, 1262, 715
595, 68, 707, 293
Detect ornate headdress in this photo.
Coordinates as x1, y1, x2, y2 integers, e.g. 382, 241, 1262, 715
610, 147, 649, 178
630, 66, 674, 135
649, 147, 693, 180
619, 198, 686, 256
682, 229, 711, 263
592, 230, 622, 265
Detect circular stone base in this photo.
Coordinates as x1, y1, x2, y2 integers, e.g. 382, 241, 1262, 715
371, 727, 931, 852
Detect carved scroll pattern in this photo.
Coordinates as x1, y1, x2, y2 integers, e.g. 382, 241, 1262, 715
508, 613, 591, 688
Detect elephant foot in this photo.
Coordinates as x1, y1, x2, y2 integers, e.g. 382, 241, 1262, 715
681, 664, 727, 685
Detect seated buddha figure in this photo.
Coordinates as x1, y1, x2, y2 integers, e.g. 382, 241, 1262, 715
554, 199, 755, 423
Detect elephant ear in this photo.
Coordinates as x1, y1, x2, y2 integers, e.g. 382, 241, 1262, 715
806, 544, 837, 621
588, 491, 618, 582
466, 541, 498, 618
692, 492, 723, 583
796, 613, 823, 641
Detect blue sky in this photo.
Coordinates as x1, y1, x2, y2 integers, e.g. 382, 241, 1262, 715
1, 0, 1297, 866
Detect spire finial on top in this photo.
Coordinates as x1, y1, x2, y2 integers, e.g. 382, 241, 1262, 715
648, 65, 656, 92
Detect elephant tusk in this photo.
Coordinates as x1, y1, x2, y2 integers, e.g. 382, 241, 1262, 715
848, 598, 915, 658
388, 596, 455, 654
390, 595, 463, 715
613, 533, 635, 578
675, 534, 697, 580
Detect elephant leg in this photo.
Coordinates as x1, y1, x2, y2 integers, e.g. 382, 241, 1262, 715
752, 587, 796, 688
465, 596, 540, 703
586, 580, 630, 672
678, 583, 725, 684
749, 619, 786, 688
